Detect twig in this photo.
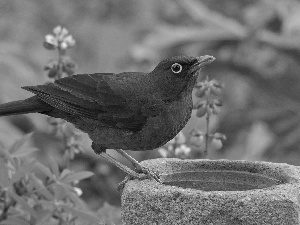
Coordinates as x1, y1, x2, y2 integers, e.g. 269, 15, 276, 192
177, 0, 300, 51
176, 0, 247, 37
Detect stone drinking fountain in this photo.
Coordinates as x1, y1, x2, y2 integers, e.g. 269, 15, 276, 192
121, 158, 300, 225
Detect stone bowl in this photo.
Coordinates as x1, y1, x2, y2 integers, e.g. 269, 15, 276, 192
121, 158, 300, 225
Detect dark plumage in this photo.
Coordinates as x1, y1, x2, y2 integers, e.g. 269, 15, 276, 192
0, 55, 215, 180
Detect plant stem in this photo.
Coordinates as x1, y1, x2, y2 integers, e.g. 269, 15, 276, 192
204, 109, 210, 158
203, 79, 210, 158
57, 46, 64, 79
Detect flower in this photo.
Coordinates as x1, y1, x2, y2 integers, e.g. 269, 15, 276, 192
45, 34, 58, 47
189, 129, 204, 147
64, 35, 76, 47
159, 132, 191, 158
53, 25, 63, 35
175, 131, 186, 144
174, 144, 191, 157
74, 187, 83, 196
158, 148, 169, 158
44, 25, 76, 50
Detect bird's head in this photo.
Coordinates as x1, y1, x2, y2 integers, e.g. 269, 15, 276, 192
150, 55, 215, 99
152, 55, 215, 79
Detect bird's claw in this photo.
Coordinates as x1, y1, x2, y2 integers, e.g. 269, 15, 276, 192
117, 167, 161, 192
136, 166, 161, 183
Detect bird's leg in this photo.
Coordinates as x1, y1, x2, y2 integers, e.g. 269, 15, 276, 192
114, 149, 161, 183
114, 149, 144, 172
92, 143, 161, 182
99, 152, 142, 178
92, 142, 142, 178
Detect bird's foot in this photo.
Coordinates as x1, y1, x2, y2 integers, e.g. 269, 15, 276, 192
113, 149, 161, 182
135, 166, 161, 183
117, 168, 161, 192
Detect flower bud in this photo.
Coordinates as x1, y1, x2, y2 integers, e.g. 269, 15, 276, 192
53, 26, 62, 35
64, 35, 76, 47
60, 41, 68, 50
48, 66, 59, 78
43, 34, 58, 50
158, 148, 169, 158
174, 144, 191, 157
190, 134, 204, 147
211, 138, 223, 150
209, 79, 223, 96
63, 60, 77, 76
195, 84, 207, 98
44, 61, 57, 71
59, 27, 69, 39
212, 99, 222, 114
189, 129, 204, 147
193, 100, 206, 109
196, 107, 207, 117
175, 131, 186, 144
213, 132, 226, 141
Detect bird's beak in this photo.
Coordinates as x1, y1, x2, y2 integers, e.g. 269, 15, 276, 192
190, 55, 215, 76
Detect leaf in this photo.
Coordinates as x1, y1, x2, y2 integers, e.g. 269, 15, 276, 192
49, 157, 59, 178
9, 190, 37, 219
35, 162, 55, 180
60, 171, 94, 184
61, 204, 101, 224
28, 174, 53, 200
10, 160, 36, 184
59, 169, 71, 181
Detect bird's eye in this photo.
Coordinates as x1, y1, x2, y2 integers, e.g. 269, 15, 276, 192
171, 63, 182, 74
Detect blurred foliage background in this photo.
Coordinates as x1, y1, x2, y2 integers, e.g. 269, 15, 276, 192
1, 0, 300, 224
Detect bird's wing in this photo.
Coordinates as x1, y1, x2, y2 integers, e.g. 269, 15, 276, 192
22, 82, 101, 119
54, 73, 126, 106
22, 73, 147, 131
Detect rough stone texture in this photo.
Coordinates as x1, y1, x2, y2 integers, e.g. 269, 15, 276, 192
121, 158, 300, 225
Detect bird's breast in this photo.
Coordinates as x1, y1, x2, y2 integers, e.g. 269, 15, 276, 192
129, 93, 193, 150
161, 95, 193, 138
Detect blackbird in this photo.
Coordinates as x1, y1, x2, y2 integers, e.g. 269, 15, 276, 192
0, 55, 215, 181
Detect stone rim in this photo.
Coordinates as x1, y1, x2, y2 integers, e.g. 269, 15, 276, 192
140, 158, 300, 192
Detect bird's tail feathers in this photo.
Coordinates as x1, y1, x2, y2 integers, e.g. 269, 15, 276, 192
0, 96, 51, 116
